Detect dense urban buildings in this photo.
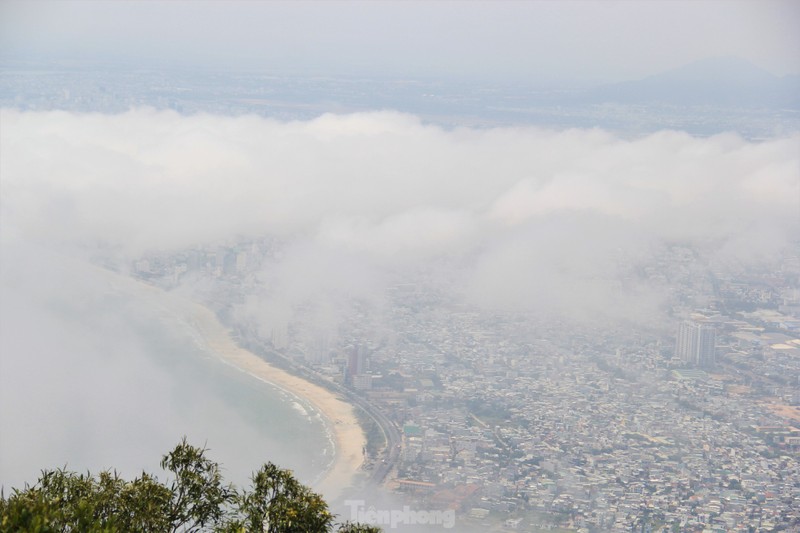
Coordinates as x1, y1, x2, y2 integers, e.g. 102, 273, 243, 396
131, 236, 800, 532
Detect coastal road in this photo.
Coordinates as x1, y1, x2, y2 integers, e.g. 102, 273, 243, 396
338, 387, 401, 485
238, 330, 402, 486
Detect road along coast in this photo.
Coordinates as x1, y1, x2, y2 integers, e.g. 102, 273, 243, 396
182, 299, 367, 501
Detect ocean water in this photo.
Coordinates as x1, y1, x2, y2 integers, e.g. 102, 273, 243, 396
129, 296, 335, 487
0, 245, 332, 491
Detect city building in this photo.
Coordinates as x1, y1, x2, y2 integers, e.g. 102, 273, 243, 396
675, 321, 716, 368
347, 344, 367, 383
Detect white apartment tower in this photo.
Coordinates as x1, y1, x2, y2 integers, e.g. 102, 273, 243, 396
675, 321, 716, 368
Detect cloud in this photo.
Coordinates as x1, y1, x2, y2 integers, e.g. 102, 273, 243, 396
317, 208, 476, 258
2, 109, 797, 319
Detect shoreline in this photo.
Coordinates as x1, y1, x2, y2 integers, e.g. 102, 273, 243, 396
101, 267, 367, 501
181, 300, 366, 501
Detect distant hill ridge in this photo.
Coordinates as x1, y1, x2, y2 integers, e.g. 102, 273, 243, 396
583, 56, 800, 109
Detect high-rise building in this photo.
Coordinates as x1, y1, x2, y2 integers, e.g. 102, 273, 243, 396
347, 344, 367, 383
308, 331, 330, 364
675, 321, 716, 368
270, 323, 289, 350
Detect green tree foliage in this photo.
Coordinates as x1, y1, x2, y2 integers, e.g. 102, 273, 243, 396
161, 440, 232, 531
236, 463, 333, 533
0, 439, 382, 533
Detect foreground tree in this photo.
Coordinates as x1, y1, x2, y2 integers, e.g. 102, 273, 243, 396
0, 439, 381, 533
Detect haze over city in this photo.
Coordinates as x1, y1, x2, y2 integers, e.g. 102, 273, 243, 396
1, 1, 799, 531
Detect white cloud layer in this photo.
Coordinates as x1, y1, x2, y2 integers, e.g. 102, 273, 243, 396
2, 109, 796, 273
3, 110, 797, 249
2, 109, 798, 325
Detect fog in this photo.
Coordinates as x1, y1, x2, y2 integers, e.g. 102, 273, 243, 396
2, 110, 797, 332
0, 238, 331, 489
3, 109, 797, 279
1, 108, 798, 509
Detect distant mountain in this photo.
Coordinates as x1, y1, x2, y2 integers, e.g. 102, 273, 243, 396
582, 57, 800, 109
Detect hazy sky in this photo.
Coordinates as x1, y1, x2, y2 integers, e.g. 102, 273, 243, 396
1, 1, 798, 83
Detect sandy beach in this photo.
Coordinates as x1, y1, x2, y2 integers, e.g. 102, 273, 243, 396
180, 299, 366, 500
104, 269, 366, 501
